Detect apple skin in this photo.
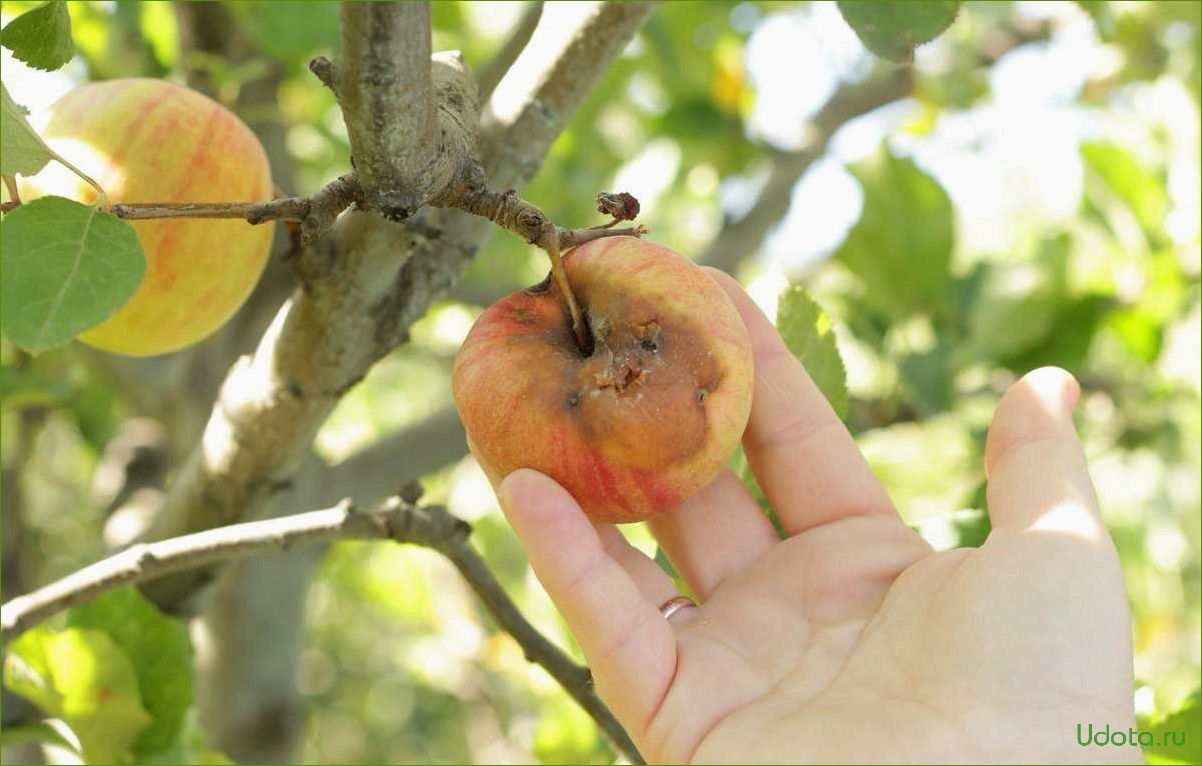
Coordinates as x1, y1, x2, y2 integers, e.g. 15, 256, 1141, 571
19, 78, 274, 356
452, 237, 754, 524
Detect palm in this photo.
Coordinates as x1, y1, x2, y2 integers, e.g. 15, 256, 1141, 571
492, 273, 1136, 765
667, 518, 1135, 764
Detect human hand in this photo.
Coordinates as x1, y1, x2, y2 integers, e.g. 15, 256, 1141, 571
481, 270, 1138, 764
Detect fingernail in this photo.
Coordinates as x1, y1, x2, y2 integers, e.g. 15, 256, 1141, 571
495, 471, 521, 513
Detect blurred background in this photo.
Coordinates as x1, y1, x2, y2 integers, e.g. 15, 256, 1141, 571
1, 1, 1198, 763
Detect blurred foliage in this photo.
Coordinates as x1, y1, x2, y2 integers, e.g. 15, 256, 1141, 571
5, 625, 151, 763
1, 1, 1199, 764
3, 584, 197, 763
67, 587, 195, 758
1142, 689, 1202, 764
837, 0, 960, 62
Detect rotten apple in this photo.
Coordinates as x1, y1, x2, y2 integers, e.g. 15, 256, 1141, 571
453, 236, 753, 523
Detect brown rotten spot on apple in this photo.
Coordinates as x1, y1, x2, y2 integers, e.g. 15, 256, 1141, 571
453, 237, 753, 524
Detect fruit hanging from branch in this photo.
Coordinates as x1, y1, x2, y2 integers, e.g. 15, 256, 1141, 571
18, 78, 274, 357
453, 236, 754, 523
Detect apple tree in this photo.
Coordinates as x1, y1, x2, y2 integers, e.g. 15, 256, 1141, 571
0, 2, 1198, 764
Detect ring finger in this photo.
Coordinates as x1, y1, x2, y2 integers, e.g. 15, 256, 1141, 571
594, 523, 697, 624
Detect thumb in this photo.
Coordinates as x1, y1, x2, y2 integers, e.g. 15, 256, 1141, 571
984, 367, 1103, 539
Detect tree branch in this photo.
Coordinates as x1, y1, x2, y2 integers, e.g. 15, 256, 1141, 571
476, 1, 544, 105
138, 1, 657, 614
135, 47, 481, 611
336, 2, 437, 219
0, 495, 644, 764
699, 18, 1052, 275
109, 174, 362, 245
698, 67, 914, 274
1, 501, 365, 641
482, 1, 659, 188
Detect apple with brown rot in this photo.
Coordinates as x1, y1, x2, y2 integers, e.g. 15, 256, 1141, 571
452, 236, 754, 524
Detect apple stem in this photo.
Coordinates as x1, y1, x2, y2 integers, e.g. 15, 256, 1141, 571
544, 237, 589, 351
544, 224, 647, 354
430, 180, 646, 353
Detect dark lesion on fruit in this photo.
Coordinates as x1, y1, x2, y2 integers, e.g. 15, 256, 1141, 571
633, 320, 662, 354
564, 305, 730, 467
594, 360, 647, 393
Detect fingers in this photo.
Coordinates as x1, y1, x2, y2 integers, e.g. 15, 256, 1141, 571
497, 469, 677, 732
649, 469, 779, 599
705, 268, 897, 535
984, 367, 1104, 539
592, 522, 685, 612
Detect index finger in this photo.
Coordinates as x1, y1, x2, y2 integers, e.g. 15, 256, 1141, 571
704, 268, 898, 535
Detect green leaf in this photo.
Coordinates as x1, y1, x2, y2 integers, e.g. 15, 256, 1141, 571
0, 1, 74, 71
0, 195, 146, 354
837, 1, 960, 62
653, 545, 679, 579
68, 587, 195, 758
4, 626, 152, 763
1, 721, 79, 753
1141, 690, 1201, 764
964, 234, 1072, 362
835, 149, 955, 319
653, 546, 696, 601
1, 83, 55, 177
1081, 141, 1169, 246
1000, 294, 1112, 374
898, 340, 954, 416
1107, 307, 1164, 363
776, 285, 850, 419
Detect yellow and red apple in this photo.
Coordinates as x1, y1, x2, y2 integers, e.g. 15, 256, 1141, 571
453, 237, 754, 523
19, 78, 274, 356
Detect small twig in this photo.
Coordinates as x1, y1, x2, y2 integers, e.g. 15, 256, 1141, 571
109, 174, 362, 244
112, 200, 306, 221
434, 180, 646, 350
308, 55, 337, 92
0, 493, 644, 764
476, 0, 544, 104
373, 499, 643, 762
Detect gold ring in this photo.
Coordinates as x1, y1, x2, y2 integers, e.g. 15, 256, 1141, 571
658, 595, 696, 621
